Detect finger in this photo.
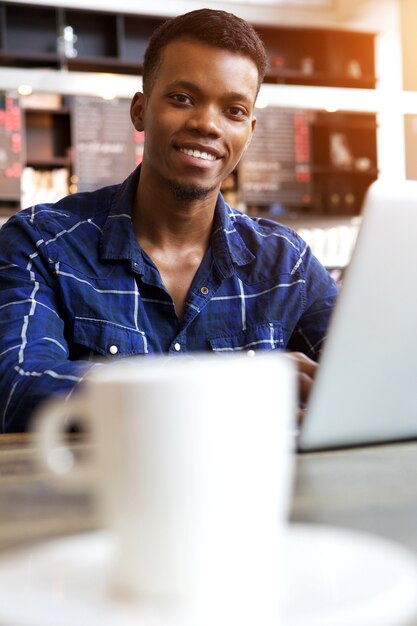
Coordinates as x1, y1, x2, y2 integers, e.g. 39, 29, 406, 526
298, 371, 314, 404
296, 404, 306, 425
286, 351, 318, 379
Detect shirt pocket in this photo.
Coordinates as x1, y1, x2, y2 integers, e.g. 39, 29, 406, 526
73, 316, 148, 358
209, 322, 284, 353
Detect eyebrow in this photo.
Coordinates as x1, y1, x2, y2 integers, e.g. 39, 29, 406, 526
165, 80, 254, 104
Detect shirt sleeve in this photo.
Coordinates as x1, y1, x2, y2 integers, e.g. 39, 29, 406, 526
0, 215, 95, 432
286, 243, 339, 360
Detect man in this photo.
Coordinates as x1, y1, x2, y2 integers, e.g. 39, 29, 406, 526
0, 9, 338, 432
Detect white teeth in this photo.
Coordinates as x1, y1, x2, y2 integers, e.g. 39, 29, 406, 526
179, 148, 216, 161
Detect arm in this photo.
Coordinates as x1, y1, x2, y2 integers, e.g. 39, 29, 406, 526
287, 243, 338, 360
286, 241, 339, 418
285, 351, 317, 422
0, 215, 95, 432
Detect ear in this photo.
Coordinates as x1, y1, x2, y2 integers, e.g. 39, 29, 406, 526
243, 116, 256, 152
130, 92, 147, 132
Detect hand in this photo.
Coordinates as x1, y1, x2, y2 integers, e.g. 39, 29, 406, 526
285, 352, 318, 423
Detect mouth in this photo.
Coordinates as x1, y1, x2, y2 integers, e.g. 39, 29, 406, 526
176, 144, 222, 163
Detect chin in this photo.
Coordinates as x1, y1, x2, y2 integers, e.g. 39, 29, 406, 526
167, 179, 217, 201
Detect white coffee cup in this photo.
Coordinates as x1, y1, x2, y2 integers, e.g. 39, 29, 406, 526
34, 352, 296, 625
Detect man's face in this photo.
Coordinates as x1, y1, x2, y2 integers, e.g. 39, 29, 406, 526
131, 39, 258, 200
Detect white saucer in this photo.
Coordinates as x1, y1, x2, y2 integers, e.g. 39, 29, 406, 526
0, 524, 417, 626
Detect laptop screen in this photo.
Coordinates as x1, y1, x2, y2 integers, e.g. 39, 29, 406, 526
299, 179, 417, 451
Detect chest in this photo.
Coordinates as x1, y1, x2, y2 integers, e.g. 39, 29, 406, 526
54, 240, 303, 356
156, 254, 203, 322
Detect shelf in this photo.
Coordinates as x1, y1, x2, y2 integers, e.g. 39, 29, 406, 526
4, 3, 58, 55
312, 166, 378, 176
257, 24, 375, 90
23, 106, 70, 116
64, 9, 119, 59
120, 15, 164, 64
0, 194, 20, 202
0, 3, 376, 90
266, 71, 376, 90
24, 109, 71, 164
25, 158, 71, 168
0, 50, 60, 69
312, 173, 378, 216
310, 111, 377, 188
67, 56, 130, 74
311, 111, 378, 129
0, 203, 20, 222
0, 91, 22, 204
238, 106, 377, 217
312, 119, 378, 131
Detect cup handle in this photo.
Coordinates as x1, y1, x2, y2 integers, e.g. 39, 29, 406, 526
33, 393, 95, 486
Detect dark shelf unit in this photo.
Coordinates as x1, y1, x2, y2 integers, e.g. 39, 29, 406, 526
25, 157, 71, 168
0, 91, 23, 209
242, 110, 378, 218
3, 3, 58, 54
0, 3, 378, 218
264, 71, 376, 89
0, 2, 376, 89
64, 9, 119, 59
0, 1, 164, 74
257, 25, 376, 89
120, 15, 163, 65
0, 3, 60, 68
309, 110, 377, 215
24, 108, 71, 166
11, 104, 73, 212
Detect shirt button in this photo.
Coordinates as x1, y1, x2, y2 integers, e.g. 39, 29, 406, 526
247, 349, 256, 357
200, 286, 209, 295
174, 342, 181, 352
109, 345, 118, 355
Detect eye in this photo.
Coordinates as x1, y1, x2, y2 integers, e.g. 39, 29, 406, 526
226, 105, 249, 120
170, 93, 193, 106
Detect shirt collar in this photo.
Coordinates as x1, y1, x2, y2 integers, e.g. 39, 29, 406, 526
100, 165, 255, 276
211, 195, 255, 279
100, 166, 142, 266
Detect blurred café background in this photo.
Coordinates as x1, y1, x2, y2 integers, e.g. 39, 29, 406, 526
0, 0, 416, 276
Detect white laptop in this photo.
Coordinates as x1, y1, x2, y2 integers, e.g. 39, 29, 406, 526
298, 179, 417, 451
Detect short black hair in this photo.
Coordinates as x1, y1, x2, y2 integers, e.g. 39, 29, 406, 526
142, 8, 268, 96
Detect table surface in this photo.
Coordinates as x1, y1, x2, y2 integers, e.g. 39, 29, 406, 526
293, 440, 417, 553
0, 433, 416, 556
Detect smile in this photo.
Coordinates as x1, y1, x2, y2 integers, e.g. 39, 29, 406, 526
178, 147, 218, 161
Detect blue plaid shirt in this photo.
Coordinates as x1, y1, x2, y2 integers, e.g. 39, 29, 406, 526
0, 166, 338, 431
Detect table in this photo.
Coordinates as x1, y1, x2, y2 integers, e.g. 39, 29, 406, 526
293, 440, 417, 553
0, 433, 416, 555
0, 434, 417, 626
0, 434, 97, 552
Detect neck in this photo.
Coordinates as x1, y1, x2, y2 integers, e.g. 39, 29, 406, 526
132, 168, 219, 250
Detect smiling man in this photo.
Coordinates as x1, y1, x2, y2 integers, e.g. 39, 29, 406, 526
0, 9, 338, 431
130, 35, 259, 322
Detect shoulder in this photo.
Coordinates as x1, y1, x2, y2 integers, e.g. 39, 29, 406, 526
231, 211, 309, 276
19, 184, 119, 234
0, 184, 120, 267
235, 213, 304, 247
0, 184, 119, 254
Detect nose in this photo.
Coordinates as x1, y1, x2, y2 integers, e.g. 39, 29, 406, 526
185, 104, 222, 138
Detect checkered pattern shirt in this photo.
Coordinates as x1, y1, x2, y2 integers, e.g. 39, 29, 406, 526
0, 166, 338, 431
